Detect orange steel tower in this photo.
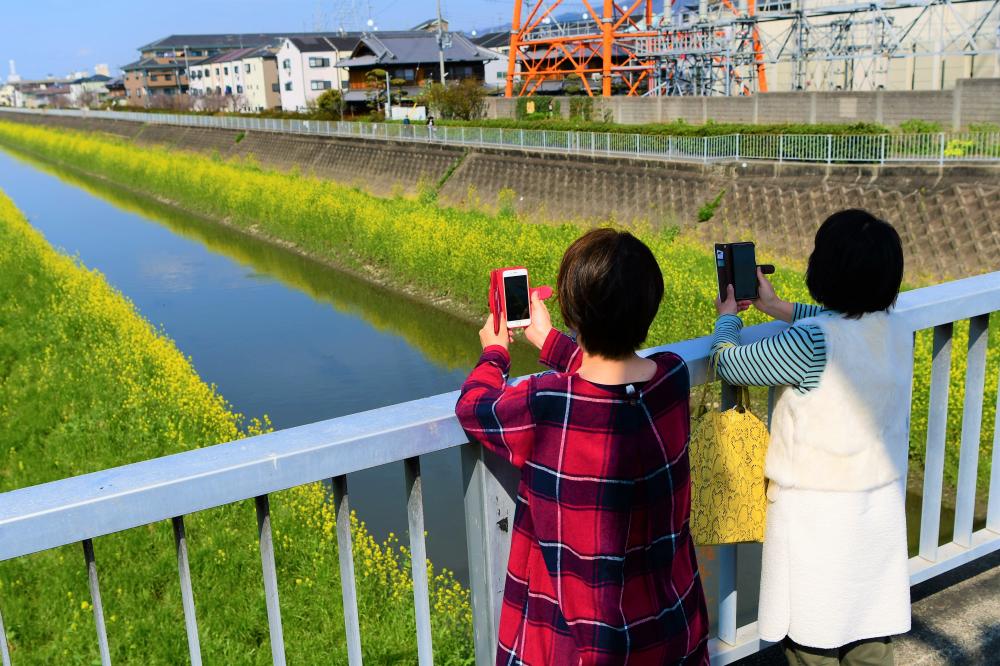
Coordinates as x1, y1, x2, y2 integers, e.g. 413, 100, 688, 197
505, 1, 659, 97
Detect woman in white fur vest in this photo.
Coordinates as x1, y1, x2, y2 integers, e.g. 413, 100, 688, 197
712, 210, 910, 666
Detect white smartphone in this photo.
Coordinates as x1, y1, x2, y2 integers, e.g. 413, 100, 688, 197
502, 268, 531, 329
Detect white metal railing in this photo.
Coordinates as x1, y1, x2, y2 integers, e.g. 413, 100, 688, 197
0, 273, 998, 665
2, 106, 999, 165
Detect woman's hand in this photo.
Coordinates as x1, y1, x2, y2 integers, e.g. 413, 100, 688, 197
524, 291, 553, 350
716, 284, 753, 317
480, 314, 513, 350
753, 269, 794, 323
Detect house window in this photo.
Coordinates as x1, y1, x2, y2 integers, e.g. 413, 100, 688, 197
223, 67, 228, 75
237, 85, 243, 94
282, 59, 291, 70
399, 68, 416, 82
310, 80, 332, 91
245, 64, 251, 73
150, 74, 159, 81
272, 83, 280, 92
308, 57, 330, 68
215, 68, 220, 75
284, 81, 292, 91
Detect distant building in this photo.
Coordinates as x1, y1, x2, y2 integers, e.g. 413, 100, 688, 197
276, 35, 360, 112
69, 74, 112, 107
122, 34, 287, 105
337, 31, 500, 106
189, 46, 282, 112
471, 32, 511, 90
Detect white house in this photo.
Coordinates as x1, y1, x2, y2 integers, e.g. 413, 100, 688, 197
276, 34, 359, 111
69, 74, 112, 107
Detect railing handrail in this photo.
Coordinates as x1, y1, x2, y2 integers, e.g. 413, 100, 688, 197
2, 106, 1000, 165
2, 271, 998, 563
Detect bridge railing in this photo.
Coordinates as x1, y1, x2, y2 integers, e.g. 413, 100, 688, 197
2, 106, 999, 166
1, 272, 999, 665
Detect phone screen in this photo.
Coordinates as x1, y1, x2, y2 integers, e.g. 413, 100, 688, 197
503, 274, 530, 322
731, 244, 758, 300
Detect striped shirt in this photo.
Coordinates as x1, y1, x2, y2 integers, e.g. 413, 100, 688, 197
711, 304, 828, 395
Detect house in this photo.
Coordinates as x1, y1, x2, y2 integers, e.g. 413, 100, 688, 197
69, 74, 112, 107
471, 32, 511, 90
276, 35, 360, 112
187, 46, 280, 111
0, 83, 14, 107
336, 31, 501, 106
123, 34, 294, 105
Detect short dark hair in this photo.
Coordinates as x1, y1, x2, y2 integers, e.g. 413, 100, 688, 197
558, 228, 664, 359
806, 209, 904, 318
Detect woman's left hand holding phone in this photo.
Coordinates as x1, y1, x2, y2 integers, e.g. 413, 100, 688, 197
480, 314, 513, 350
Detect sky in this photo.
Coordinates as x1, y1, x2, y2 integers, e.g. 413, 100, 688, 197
2, 0, 539, 81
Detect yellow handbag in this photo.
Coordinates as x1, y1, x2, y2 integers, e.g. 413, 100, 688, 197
689, 375, 770, 546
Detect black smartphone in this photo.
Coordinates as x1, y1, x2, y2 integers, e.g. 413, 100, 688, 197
715, 242, 760, 301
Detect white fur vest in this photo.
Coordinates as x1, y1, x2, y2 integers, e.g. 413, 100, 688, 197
765, 311, 912, 492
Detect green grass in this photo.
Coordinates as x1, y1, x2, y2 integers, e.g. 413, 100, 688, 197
0, 187, 474, 664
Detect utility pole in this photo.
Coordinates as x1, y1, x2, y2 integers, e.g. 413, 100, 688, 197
385, 69, 392, 119
436, 0, 447, 84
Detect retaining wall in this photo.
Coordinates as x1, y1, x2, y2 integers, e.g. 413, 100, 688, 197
487, 78, 1000, 129
4, 112, 998, 282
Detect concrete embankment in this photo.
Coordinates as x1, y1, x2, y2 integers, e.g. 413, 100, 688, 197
6, 112, 999, 282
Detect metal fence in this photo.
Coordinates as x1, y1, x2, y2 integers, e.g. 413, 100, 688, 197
0, 272, 998, 665
2, 106, 999, 166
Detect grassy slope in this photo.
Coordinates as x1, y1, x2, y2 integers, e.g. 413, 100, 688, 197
0, 189, 473, 664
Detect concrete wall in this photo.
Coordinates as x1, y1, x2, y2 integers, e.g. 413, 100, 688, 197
4, 112, 998, 282
485, 78, 1000, 129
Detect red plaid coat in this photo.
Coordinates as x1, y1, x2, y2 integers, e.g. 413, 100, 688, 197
456, 330, 710, 665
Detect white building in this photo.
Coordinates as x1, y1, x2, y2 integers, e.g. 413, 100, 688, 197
69, 74, 112, 107
276, 35, 359, 111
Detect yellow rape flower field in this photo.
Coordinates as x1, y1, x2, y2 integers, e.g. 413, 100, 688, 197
0, 119, 995, 661
0, 188, 473, 664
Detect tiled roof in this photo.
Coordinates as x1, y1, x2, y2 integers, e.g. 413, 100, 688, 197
471, 31, 510, 49
139, 32, 362, 52
287, 35, 359, 52
337, 31, 500, 68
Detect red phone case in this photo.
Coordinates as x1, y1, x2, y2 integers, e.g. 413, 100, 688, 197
488, 268, 553, 334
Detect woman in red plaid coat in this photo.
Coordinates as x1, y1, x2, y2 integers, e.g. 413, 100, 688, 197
456, 229, 710, 665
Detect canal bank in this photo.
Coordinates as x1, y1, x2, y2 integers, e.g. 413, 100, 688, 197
3, 110, 999, 282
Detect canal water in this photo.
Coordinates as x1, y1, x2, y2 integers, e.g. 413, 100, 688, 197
0, 147, 534, 584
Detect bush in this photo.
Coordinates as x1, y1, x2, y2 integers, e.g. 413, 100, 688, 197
899, 119, 943, 134
420, 80, 488, 121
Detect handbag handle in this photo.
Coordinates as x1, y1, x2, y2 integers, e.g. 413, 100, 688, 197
695, 352, 754, 415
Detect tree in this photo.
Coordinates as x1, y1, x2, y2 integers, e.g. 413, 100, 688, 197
420, 79, 488, 121
312, 88, 344, 120
364, 68, 389, 114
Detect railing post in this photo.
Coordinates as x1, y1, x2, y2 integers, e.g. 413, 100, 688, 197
173, 516, 203, 666
988, 367, 1000, 533
735, 133, 741, 161
0, 606, 12, 666
939, 132, 946, 166
255, 495, 287, 666
715, 382, 739, 645
333, 477, 363, 666
82, 539, 112, 666
462, 442, 520, 666
920, 324, 953, 561
404, 458, 434, 666
779, 134, 785, 163
954, 315, 990, 547
880, 134, 886, 165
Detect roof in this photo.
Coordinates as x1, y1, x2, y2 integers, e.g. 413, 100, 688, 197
138, 32, 362, 52
337, 31, 500, 68
71, 74, 112, 84
471, 31, 510, 49
287, 35, 359, 52
122, 58, 192, 72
